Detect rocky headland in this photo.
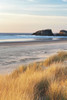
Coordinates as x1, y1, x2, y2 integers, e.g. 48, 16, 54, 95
32, 29, 67, 36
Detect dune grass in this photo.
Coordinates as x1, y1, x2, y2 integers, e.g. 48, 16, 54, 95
0, 51, 67, 100
43, 51, 67, 66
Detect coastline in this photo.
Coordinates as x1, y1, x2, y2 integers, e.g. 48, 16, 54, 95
0, 39, 67, 74
0, 39, 67, 46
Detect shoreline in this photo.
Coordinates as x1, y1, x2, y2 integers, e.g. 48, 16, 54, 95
0, 39, 67, 46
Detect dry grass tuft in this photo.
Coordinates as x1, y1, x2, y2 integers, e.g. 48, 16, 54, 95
0, 51, 67, 100
44, 51, 67, 66
48, 80, 67, 100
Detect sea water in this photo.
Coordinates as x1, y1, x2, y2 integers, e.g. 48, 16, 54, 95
0, 33, 67, 43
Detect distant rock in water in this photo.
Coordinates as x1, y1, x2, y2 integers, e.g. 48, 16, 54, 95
33, 29, 67, 36
55, 30, 67, 36
59, 30, 67, 36
32, 29, 54, 36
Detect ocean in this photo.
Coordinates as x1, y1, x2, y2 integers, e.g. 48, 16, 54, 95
0, 33, 67, 43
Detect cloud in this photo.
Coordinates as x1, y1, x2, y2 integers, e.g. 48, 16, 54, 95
0, 1, 67, 16
62, 0, 67, 2
22, 4, 67, 11
27, 0, 35, 2
0, 4, 67, 12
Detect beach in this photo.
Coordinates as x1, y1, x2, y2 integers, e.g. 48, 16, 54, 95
0, 40, 67, 74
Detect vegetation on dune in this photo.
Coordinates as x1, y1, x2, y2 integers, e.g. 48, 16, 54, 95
0, 51, 67, 100
44, 51, 67, 66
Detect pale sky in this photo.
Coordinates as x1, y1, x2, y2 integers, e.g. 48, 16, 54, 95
0, 0, 67, 33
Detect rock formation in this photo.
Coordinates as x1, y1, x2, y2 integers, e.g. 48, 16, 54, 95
55, 30, 67, 36
32, 29, 54, 36
32, 29, 67, 36
59, 30, 67, 36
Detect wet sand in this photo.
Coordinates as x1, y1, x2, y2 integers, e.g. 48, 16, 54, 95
0, 39, 67, 46
0, 40, 67, 74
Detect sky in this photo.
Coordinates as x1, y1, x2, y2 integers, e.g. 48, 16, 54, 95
0, 0, 67, 33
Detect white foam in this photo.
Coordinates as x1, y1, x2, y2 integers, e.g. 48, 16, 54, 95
0, 38, 34, 43
52, 38, 59, 40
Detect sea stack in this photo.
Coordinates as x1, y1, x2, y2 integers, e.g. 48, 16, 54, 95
32, 29, 54, 36
59, 30, 67, 36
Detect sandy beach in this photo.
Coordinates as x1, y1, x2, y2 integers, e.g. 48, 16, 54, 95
0, 40, 67, 74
